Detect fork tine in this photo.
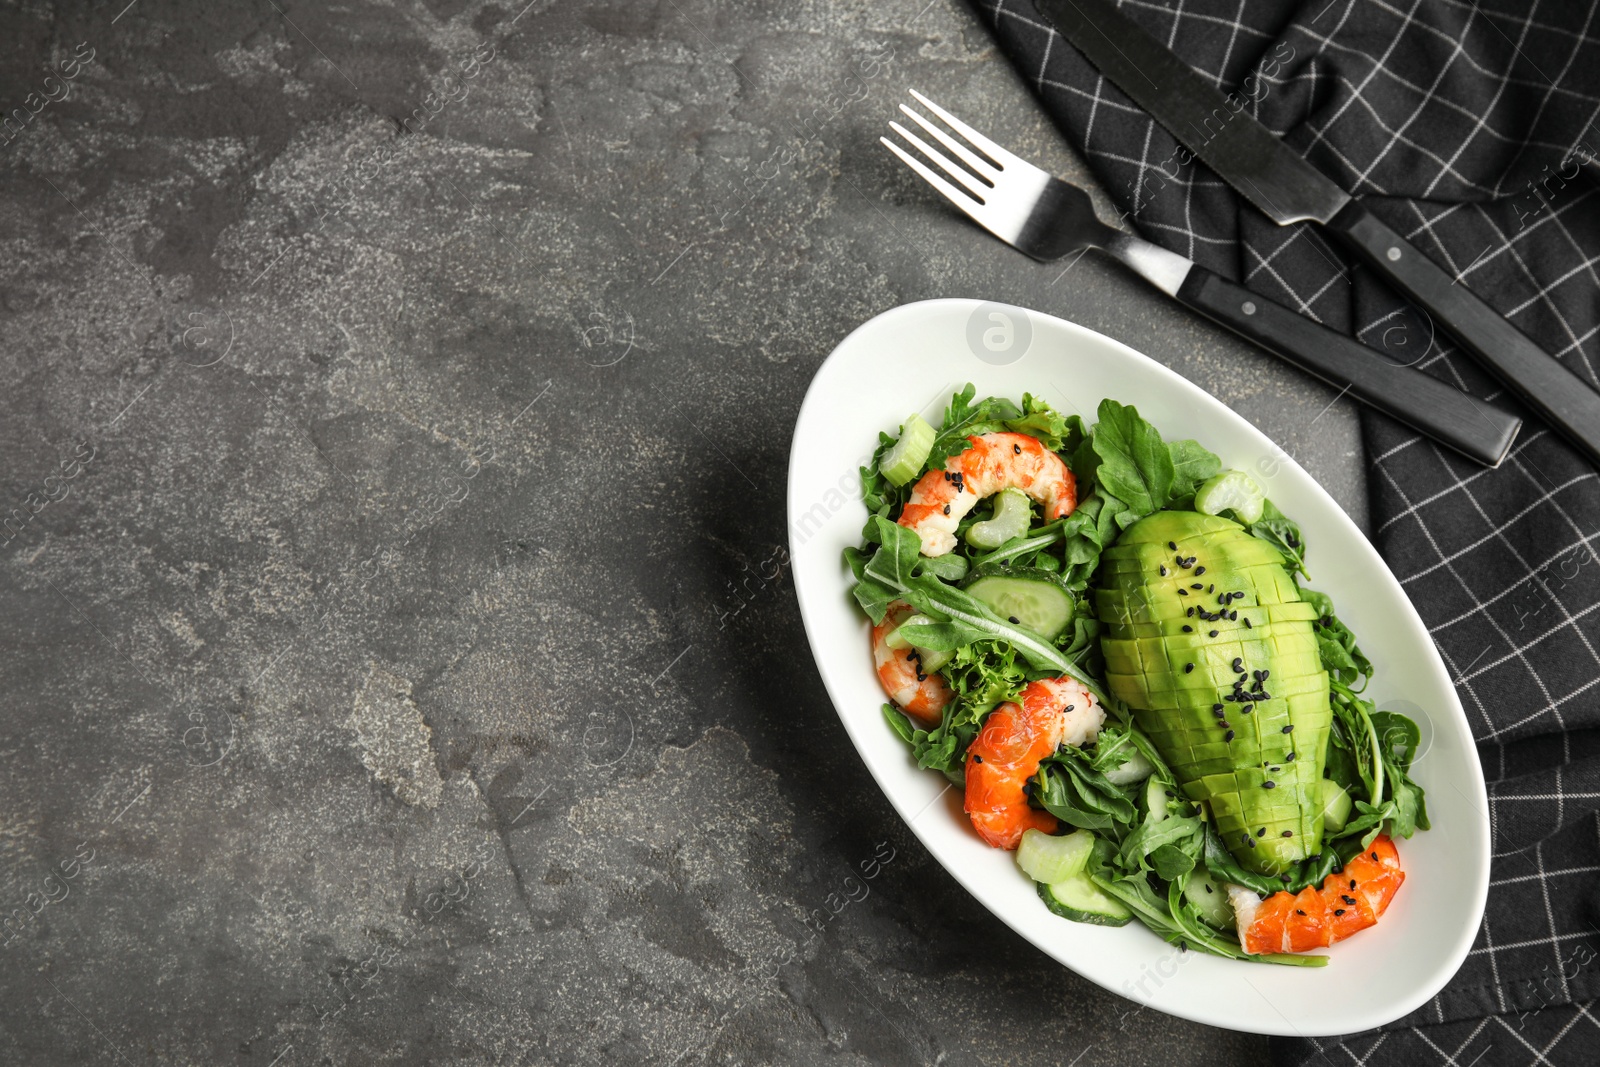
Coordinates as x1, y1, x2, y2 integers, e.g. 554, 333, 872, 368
887, 121, 992, 201
898, 104, 999, 183
907, 89, 1023, 169
880, 136, 994, 230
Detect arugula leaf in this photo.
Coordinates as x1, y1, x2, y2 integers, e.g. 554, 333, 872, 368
855, 519, 1107, 697
1202, 825, 1284, 897
881, 703, 915, 745
1167, 439, 1222, 498
1247, 500, 1308, 578
1302, 588, 1372, 684
1034, 758, 1135, 832
1119, 814, 1204, 876
1091, 399, 1176, 515
860, 430, 898, 514
928, 384, 1022, 470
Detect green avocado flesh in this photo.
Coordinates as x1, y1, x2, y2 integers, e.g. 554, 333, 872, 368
1093, 510, 1332, 875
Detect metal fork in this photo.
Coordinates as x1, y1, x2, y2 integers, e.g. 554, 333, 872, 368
881, 90, 1521, 468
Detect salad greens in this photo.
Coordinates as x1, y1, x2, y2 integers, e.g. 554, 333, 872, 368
850, 386, 1429, 964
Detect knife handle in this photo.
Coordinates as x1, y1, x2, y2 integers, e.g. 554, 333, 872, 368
1174, 266, 1522, 467
1326, 201, 1600, 467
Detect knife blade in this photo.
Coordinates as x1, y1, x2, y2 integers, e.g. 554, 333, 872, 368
1034, 0, 1600, 468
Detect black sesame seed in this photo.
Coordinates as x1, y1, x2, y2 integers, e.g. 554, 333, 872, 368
1334, 909, 1345, 916
1241, 834, 1251, 843
1212, 704, 1224, 712
1283, 725, 1294, 734
1295, 909, 1306, 915
1178, 588, 1188, 596
1242, 704, 1254, 715
1168, 541, 1177, 550
1229, 611, 1238, 620
972, 754, 983, 764
1195, 566, 1206, 575
1342, 895, 1357, 906
1182, 624, 1193, 633
942, 504, 950, 515
1224, 730, 1235, 741
1349, 879, 1357, 890
1013, 444, 1021, 454
1160, 565, 1169, 576
1261, 669, 1271, 679
1008, 615, 1019, 623
915, 672, 925, 681
1186, 607, 1195, 617
1191, 582, 1204, 590
1256, 827, 1266, 837
1184, 663, 1194, 673
1247, 839, 1255, 848
1264, 781, 1276, 789
1231, 658, 1244, 673
1205, 885, 1214, 894
1285, 752, 1295, 760
1282, 830, 1293, 838
1209, 630, 1219, 638
1243, 617, 1253, 628
1207, 584, 1214, 593
1371, 851, 1379, 862
1219, 720, 1231, 729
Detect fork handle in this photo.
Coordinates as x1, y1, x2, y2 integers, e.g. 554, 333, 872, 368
1173, 266, 1521, 467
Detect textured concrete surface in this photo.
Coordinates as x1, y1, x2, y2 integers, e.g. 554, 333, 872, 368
0, 1, 1368, 1064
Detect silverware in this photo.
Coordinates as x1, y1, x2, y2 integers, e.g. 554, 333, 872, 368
1033, 0, 1600, 469
881, 90, 1521, 467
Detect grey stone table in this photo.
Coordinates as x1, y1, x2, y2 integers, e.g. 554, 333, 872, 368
0, 2, 1367, 1064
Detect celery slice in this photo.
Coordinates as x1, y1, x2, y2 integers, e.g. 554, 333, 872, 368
1195, 470, 1266, 523
1017, 828, 1094, 884
965, 487, 1033, 548
879, 413, 936, 486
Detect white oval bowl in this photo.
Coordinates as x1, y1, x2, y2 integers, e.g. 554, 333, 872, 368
787, 298, 1488, 1037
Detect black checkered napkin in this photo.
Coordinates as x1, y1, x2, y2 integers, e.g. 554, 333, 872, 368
973, 0, 1600, 1060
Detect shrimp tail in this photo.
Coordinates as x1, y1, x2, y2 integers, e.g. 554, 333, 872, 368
1234, 835, 1405, 954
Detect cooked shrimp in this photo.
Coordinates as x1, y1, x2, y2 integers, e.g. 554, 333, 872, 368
872, 602, 952, 725
964, 677, 1104, 849
897, 432, 1077, 556
1231, 835, 1405, 954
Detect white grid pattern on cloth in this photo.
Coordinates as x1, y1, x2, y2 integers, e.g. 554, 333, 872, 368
972, 0, 1600, 1058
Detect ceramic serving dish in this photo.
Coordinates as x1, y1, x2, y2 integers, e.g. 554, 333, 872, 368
787, 298, 1489, 1036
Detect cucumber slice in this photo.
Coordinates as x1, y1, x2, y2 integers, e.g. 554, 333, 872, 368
1103, 750, 1155, 785
965, 487, 1033, 549
1319, 778, 1352, 833
965, 572, 1075, 640
1038, 873, 1134, 927
915, 645, 954, 672
1184, 868, 1236, 929
1145, 777, 1172, 824
879, 414, 936, 487
1195, 470, 1266, 524
1017, 828, 1094, 884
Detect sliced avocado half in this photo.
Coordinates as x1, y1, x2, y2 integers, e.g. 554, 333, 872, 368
1093, 508, 1333, 876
